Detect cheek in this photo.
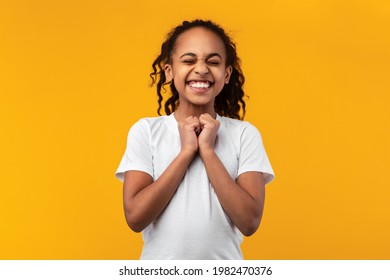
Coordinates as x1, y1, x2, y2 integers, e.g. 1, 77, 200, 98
173, 77, 187, 91
215, 71, 228, 84
172, 68, 189, 81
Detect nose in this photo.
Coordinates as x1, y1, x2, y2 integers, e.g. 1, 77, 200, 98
194, 61, 209, 75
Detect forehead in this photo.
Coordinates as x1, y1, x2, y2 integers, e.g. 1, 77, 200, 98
173, 27, 226, 57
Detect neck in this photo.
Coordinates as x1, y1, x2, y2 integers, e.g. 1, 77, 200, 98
173, 104, 216, 122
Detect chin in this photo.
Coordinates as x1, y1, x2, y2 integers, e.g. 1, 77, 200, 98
188, 97, 214, 106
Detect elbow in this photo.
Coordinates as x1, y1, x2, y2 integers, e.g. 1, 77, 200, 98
241, 201, 265, 236
124, 211, 145, 233
239, 213, 262, 236
127, 222, 144, 233
240, 221, 260, 237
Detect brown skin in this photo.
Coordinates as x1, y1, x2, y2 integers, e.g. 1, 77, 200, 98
123, 27, 265, 236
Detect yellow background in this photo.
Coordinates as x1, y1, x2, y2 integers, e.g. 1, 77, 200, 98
1, 0, 389, 259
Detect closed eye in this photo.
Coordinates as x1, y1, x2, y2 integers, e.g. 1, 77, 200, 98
207, 60, 220, 66
182, 60, 195, 64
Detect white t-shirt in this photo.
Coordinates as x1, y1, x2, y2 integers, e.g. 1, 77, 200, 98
116, 113, 274, 259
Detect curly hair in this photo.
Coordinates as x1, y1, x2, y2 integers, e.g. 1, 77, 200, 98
150, 19, 246, 120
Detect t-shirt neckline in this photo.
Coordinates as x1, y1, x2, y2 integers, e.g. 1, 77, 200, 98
166, 113, 222, 135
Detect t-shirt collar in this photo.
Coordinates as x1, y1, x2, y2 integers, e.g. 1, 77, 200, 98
166, 113, 222, 135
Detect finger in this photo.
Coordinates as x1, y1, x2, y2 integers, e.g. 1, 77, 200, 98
184, 116, 196, 123
199, 114, 219, 127
186, 116, 202, 135
200, 113, 213, 119
183, 117, 201, 133
200, 113, 217, 123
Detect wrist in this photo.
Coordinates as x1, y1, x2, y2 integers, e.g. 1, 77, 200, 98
179, 148, 197, 160
199, 146, 215, 159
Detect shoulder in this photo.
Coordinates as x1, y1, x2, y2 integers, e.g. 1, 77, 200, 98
129, 115, 167, 132
133, 115, 167, 127
125, 116, 168, 141
218, 116, 260, 136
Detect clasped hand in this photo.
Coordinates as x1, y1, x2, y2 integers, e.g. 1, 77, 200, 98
178, 113, 220, 155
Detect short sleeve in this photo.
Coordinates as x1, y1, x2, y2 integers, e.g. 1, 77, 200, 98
115, 119, 153, 182
237, 123, 275, 184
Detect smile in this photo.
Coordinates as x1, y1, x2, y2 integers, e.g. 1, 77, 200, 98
187, 80, 212, 89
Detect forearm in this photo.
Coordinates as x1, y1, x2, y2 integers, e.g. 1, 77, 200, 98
200, 149, 264, 236
124, 150, 194, 232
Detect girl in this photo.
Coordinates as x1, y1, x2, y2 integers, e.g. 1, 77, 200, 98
116, 19, 274, 260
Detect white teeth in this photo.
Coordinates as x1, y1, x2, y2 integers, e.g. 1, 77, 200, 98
189, 81, 211, 88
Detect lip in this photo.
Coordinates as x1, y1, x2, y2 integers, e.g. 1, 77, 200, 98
186, 79, 214, 84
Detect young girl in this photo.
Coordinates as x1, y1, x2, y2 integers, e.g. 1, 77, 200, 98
116, 19, 274, 260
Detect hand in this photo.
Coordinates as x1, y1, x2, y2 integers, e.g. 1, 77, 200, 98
198, 113, 220, 154
178, 116, 201, 155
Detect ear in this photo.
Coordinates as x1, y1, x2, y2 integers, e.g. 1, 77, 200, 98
225, 65, 232, 84
164, 64, 173, 82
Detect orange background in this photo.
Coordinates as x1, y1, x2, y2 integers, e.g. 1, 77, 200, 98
1, 0, 389, 259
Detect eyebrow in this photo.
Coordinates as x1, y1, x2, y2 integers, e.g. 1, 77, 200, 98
180, 52, 222, 60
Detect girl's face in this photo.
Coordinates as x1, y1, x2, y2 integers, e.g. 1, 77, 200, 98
164, 27, 232, 110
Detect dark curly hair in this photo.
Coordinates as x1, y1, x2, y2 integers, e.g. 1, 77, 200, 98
150, 19, 246, 120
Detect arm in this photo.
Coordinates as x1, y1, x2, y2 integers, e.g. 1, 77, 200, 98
123, 116, 200, 232
123, 150, 194, 232
198, 114, 266, 236
200, 150, 265, 236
